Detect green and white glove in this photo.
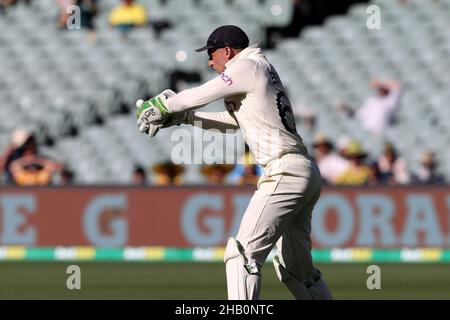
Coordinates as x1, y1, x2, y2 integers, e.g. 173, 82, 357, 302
136, 92, 172, 133
136, 90, 191, 137
140, 112, 190, 137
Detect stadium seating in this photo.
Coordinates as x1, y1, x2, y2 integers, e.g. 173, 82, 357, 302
1, 0, 449, 184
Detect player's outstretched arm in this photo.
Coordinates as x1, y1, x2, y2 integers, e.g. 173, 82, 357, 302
136, 109, 239, 137
135, 57, 253, 136
189, 111, 239, 133
166, 59, 256, 113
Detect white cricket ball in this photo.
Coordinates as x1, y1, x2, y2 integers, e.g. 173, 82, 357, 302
136, 99, 144, 108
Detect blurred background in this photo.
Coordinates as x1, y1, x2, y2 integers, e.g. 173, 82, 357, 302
0, 0, 450, 299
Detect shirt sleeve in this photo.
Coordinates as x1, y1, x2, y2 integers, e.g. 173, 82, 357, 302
187, 111, 239, 133
166, 59, 257, 113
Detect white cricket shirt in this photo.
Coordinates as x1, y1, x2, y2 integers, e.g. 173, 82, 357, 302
166, 45, 309, 166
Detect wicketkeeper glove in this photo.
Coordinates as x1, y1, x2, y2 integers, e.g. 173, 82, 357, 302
148, 112, 192, 137
136, 90, 191, 137
136, 91, 172, 133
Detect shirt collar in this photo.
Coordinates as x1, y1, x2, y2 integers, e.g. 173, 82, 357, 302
225, 44, 261, 68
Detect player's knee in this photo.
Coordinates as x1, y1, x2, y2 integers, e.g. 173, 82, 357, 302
273, 254, 314, 284
224, 238, 244, 264
224, 238, 261, 275
273, 255, 291, 283
224, 238, 262, 300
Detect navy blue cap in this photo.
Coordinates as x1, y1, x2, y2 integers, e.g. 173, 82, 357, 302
195, 25, 249, 52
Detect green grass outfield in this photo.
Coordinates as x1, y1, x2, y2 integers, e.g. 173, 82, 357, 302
0, 262, 449, 300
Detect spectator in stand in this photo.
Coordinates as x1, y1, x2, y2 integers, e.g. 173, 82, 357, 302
201, 164, 234, 186
336, 135, 351, 158
109, 0, 147, 38
312, 133, 349, 184
227, 151, 262, 186
9, 155, 62, 186
132, 164, 147, 185
1, 128, 35, 184
338, 79, 402, 137
75, 0, 99, 43
377, 143, 410, 185
1, 128, 66, 186
367, 161, 383, 186
238, 164, 260, 186
367, 160, 398, 186
152, 161, 184, 186
412, 151, 445, 185
56, 0, 72, 29
60, 166, 75, 185
58, 0, 98, 36
335, 140, 371, 186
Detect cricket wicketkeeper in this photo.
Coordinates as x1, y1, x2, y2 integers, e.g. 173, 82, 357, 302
136, 25, 332, 300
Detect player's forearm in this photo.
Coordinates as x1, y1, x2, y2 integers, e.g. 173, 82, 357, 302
167, 85, 218, 112
187, 111, 239, 133
166, 78, 243, 113
167, 59, 256, 113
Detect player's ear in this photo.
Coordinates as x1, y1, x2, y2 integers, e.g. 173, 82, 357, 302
224, 46, 233, 59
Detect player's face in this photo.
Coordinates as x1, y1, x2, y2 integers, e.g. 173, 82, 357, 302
208, 47, 230, 73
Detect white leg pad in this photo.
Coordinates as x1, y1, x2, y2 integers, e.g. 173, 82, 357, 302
273, 255, 332, 300
223, 238, 261, 300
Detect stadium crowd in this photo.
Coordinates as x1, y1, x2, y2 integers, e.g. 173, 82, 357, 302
0, 126, 444, 186
0, 128, 74, 186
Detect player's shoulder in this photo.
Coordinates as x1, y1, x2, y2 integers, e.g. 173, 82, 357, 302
231, 58, 258, 68
228, 58, 263, 77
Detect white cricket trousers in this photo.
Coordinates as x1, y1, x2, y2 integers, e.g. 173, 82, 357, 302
228, 153, 330, 299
